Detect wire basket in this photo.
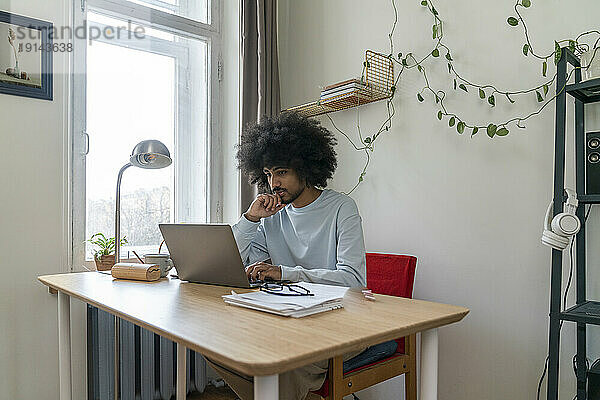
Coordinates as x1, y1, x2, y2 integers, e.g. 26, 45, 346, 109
283, 50, 394, 117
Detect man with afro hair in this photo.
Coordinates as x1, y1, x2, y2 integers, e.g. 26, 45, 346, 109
207, 113, 370, 400
233, 112, 366, 287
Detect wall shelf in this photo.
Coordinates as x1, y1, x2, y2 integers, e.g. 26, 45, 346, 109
578, 194, 600, 204
283, 50, 394, 117
561, 301, 600, 325
567, 77, 600, 103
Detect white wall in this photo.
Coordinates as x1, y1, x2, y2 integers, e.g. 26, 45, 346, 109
278, 1, 600, 399
0, 0, 88, 399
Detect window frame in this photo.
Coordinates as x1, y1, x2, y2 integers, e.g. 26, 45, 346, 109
71, 0, 222, 269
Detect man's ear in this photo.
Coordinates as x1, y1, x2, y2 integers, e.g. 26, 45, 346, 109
304, 176, 313, 188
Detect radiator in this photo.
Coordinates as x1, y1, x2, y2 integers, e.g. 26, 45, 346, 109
87, 305, 207, 399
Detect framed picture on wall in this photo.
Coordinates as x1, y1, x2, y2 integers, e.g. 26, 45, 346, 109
0, 11, 53, 101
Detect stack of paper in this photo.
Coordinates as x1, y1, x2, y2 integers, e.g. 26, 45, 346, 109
223, 282, 349, 318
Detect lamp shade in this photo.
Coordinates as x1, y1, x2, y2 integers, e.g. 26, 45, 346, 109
129, 140, 172, 169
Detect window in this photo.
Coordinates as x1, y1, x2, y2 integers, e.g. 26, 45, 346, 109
127, 0, 210, 24
71, 0, 221, 266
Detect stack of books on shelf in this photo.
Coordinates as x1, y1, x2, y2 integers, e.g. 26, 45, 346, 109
319, 78, 383, 105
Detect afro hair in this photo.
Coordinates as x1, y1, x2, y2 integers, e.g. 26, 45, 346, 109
236, 112, 338, 193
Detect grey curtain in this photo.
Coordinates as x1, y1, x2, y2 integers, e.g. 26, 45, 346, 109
240, 0, 281, 211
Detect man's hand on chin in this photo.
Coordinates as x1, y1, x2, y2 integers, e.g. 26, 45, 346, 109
244, 193, 284, 222
246, 262, 282, 281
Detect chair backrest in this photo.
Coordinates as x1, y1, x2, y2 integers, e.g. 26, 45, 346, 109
366, 253, 417, 299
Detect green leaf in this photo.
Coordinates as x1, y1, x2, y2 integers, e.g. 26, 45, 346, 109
437, 110, 443, 120
457, 121, 465, 134
449, 116, 456, 127
421, 0, 428, 5
417, 64, 423, 72
459, 83, 468, 92
435, 94, 440, 103
364, 137, 371, 144
507, 17, 519, 26
506, 93, 515, 103
496, 127, 509, 136
542, 61, 547, 77
445, 52, 453, 61
431, 6, 438, 15
453, 79, 457, 90
543, 84, 549, 96
554, 41, 562, 65
358, 176, 363, 182
432, 24, 438, 39
417, 93, 424, 102
397, 52, 403, 59
479, 88, 485, 99
432, 48, 440, 57
536, 90, 544, 102
522, 0, 531, 7
471, 126, 479, 137
569, 40, 576, 53
488, 95, 495, 107
402, 58, 408, 66
523, 44, 529, 56
487, 124, 497, 138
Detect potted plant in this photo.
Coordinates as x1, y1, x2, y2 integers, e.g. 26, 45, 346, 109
87, 233, 128, 271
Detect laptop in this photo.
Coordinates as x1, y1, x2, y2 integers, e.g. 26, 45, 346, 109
159, 224, 257, 288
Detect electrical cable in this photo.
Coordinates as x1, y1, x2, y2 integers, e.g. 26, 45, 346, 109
536, 237, 573, 400
572, 354, 591, 380
537, 356, 550, 400
561, 237, 576, 330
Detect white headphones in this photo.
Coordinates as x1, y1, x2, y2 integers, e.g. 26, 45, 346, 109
541, 188, 581, 251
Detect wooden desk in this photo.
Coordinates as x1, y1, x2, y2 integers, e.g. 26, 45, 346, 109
39, 272, 468, 400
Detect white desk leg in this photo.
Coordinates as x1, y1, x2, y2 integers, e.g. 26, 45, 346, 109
420, 328, 439, 400
254, 374, 278, 400
177, 343, 186, 400
58, 292, 72, 400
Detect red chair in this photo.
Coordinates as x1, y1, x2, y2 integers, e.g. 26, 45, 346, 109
312, 253, 418, 400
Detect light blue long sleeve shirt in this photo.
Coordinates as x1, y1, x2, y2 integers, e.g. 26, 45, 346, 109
231, 189, 366, 287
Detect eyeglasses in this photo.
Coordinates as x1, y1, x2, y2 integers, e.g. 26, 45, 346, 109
259, 281, 314, 296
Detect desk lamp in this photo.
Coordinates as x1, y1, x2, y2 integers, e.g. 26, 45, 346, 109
115, 140, 172, 264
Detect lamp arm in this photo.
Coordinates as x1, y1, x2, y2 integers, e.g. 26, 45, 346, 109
115, 162, 133, 263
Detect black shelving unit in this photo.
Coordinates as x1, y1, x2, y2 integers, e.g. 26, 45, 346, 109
547, 48, 600, 400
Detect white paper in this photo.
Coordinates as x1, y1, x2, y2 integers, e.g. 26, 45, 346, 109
222, 282, 349, 317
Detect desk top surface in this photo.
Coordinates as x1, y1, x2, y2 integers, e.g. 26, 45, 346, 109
39, 272, 468, 376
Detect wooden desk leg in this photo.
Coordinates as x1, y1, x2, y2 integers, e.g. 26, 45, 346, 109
58, 292, 72, 400
177, 343, 187, 400
420, 328, 438, 400
254, 374, 278, 399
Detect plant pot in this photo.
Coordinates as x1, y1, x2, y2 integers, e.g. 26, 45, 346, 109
580, 49, 600, 81
94, 254, 116, 271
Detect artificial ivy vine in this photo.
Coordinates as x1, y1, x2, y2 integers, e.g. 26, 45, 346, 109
331, 0, 599, 193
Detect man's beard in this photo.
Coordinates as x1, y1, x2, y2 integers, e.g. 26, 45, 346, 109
273, 186, 305, 204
